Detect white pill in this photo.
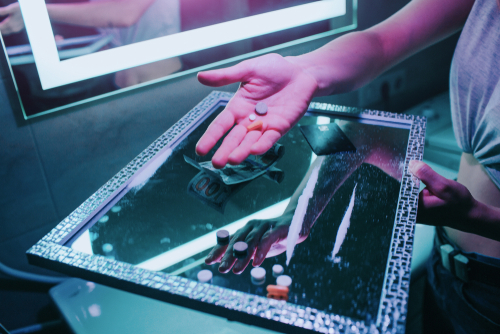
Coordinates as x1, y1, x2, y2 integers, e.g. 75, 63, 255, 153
249, 114, 256, 121
255, 102, 268, 115
111, 205, 121, 213
276, 275, 292, 287
197, 269, 213, 283
272, 264, 284, 277
98, 215, 109, 223
251, 267, 266, 281
102, 243, 113, 253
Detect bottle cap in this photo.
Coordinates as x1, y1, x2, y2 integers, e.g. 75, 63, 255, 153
216, 230, 230, 245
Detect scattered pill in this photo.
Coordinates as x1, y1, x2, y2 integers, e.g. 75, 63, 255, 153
247, 120, 263, 132
98, 215, 109, 223
251, 267, 266, 281
266, 285, 289, 301
102, 243, 113, 253
255, 102, 268, 115
197, 269, 213, 283
276, 275, 292, 287
272, 264, 284, 277
216, 230, 230, 245
266, 284, 289, 294
111, 205, 121, 213
249, 114, 256, 121
233, 241, 248, 258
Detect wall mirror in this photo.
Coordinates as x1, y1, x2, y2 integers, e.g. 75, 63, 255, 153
28, 91, 426, 333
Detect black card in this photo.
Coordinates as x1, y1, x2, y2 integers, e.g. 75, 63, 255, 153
299, 122, 356, 156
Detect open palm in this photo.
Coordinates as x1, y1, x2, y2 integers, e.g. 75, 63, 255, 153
196, 53, 318, 168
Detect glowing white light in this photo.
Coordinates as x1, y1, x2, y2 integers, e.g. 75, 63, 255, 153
136, 199, 290, 271
19, 0, 346, 89
71, 230, 94, 255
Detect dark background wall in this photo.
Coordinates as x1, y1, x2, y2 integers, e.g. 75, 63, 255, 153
0, 0, 458, 330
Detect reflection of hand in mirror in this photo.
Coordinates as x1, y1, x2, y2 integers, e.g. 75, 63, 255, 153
205, 212, 311, 275
196, 53, 318, 169
0, 3, 24, 36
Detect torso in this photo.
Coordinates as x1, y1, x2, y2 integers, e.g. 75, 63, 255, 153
445, 153, 500, 258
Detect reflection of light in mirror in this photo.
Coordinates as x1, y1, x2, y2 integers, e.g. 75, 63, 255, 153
86, 281, 96, 293
19, 0, 347, 89
88, 304, 101, 317
71, 230, 94, 255
330, 183, 357, 262
310, 116, 331, 165
137, 199, 290, 271
286, 159, 323, 266
127, 148, 173, 191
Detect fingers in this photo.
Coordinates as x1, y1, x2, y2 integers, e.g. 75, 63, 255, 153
195, 110, 236, 157
250, 130, 282, 155
253, 226, 287, 266
211, 124, 248, 168
227, 130, 262, 165
205, 244, 228, 265
409, 160, 453, 200
217, 224, 253, 273
198, 61, 251, 87
232, 222, 271, 274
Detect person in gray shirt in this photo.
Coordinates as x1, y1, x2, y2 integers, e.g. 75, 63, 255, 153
197, 0, 500, 332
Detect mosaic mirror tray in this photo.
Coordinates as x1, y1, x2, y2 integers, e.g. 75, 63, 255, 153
28, 91, 426, 334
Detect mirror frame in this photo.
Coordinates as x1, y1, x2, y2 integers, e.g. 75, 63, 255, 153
27, 91, 426, 334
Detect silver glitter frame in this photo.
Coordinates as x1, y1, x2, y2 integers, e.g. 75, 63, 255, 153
27, 91, 426, 334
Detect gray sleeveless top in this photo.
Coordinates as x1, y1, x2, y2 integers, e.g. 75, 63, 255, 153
450, 0, 500, 189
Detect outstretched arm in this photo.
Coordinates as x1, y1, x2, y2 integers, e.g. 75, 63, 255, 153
0, 0, 156, 35
196, 0, 475, 168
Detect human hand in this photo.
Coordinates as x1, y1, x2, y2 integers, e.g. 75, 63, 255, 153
196, 53, 318, 168
0, 3, 24, 36
409, 160, 477, 229
205, 212, 309, 274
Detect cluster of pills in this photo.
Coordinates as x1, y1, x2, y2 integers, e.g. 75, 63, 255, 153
196, 229, 292, 301
247, 102, 268, 131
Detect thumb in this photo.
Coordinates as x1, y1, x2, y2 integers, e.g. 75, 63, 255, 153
409, 160, 450, 198
197, 60, 252, 87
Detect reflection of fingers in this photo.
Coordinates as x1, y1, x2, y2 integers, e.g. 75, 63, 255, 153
228, 131, 262, 165
218, 224, 253, 273
212, 125, 247, 168
253, 230, 282, 266
196, 111, 235, 156
197, 61, 250, 87
232, 222, 270, 274
205, 244, 228, 265
250, 130, 282, 155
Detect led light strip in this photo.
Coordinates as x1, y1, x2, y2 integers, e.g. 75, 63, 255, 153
19, 0, 346, 89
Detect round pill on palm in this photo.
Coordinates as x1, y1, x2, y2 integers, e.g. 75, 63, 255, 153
255, 102, 268, 115
216, 230, 230, 245
247, 120, 263, 132
249, 114, 256, 121
233, 241, 248, 258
